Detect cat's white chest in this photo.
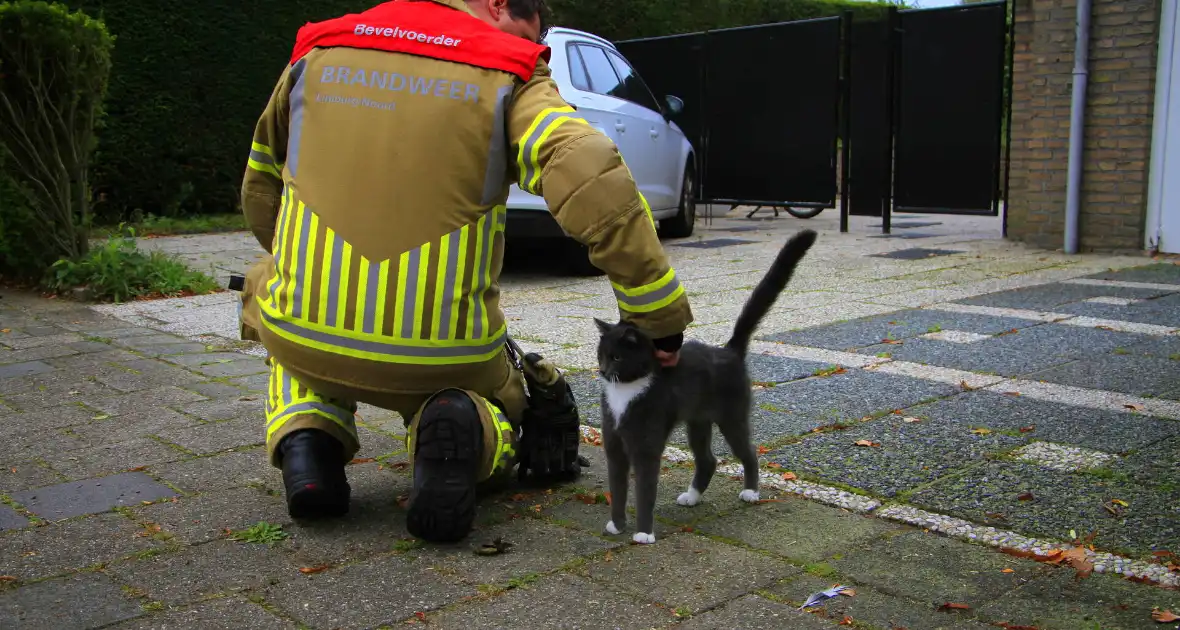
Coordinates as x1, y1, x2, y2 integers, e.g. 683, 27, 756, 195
603, 376, 653, 427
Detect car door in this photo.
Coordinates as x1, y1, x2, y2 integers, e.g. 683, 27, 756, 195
604, 48, 681, 211
573, 44, 666, 209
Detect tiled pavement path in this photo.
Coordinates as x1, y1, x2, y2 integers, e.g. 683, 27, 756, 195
3, 212, 1180, 628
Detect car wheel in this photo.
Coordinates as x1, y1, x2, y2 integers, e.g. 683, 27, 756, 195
659, 165, 696, 239
785, 206, 825, 219
565, 242, 607, 277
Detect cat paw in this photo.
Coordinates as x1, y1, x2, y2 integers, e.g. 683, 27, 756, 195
739, 489, 760, 503
676, 488, 702, 507
604, 521, 622, 535
632, 532, 656, 544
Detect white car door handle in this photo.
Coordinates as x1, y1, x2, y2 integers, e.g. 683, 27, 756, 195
650, 128, 660, 138
615, 122, 626, 132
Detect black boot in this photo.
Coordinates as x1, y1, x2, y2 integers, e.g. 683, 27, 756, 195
278, 429, 350, 519
406, 390, 483, 543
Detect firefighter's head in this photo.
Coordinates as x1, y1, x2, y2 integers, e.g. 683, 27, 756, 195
466, 0, 549, 43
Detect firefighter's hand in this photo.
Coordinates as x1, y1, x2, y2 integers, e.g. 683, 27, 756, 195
655, 349, 680, 368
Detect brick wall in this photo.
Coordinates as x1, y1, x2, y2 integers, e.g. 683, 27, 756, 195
1006, 0, 1161, 252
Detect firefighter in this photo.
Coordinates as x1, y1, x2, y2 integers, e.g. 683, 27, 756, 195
237, 0, 693, 543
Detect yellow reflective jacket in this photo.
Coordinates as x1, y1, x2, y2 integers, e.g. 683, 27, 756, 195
240, 0, 693, 394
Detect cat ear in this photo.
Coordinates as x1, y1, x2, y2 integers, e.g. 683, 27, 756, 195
593, 318, 613, 335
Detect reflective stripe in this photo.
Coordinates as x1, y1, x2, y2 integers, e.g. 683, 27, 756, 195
287, 59, 307, 178
481, 85, 514, 205
468, 209, 496, 339
431, 230, 453, 339
259, 299, 509, 365
248, 142, 281, 178
639, 192, 656, 230
266, 188, 294, 308
296, 210, 318, 319
611, 268, 686, 314
517, 106, 588, 194
265, 361, 356, 443
448, 225, 470, 340
483, 399, 516, 473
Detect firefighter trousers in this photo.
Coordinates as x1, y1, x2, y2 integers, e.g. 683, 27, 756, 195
264, 356, 526, 483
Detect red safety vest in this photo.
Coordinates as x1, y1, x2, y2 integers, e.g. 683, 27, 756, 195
289, 1, 550, 82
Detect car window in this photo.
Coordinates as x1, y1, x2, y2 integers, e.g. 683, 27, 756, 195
576, 45, 625, 99
566, 44, 591, 92
605, 50, 663, 113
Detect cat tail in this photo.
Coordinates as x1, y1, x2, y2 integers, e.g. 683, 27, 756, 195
724, 229, 818, 357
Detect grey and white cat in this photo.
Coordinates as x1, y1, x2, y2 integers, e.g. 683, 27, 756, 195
593, 229, 818, 544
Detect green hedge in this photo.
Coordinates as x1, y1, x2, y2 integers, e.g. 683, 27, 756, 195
67, 0, 900, 222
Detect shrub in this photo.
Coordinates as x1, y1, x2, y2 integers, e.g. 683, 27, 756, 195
44, 225, 220, 302
0, 0, 113, 275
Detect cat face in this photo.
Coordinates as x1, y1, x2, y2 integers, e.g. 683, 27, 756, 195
594, 318, 658, 384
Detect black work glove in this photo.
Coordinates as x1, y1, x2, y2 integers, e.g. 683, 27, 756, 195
517, 392, 585, 485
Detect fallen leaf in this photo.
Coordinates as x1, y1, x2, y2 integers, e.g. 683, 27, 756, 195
985, 511, 1008, 521
1096, 325, 1117, 331
140, 500, 153, 505
299, 564, 330, 574
0, 576, 16, 582
1001, 568, 1015, 573
971, 428, 992, 435
839, 616, 854, 626
1125, 403, 1146, 412
8, 467, 15, 473
603, 492, 612, 506
510, 493, 527, 502
414, 612, 427, 621
1152, 551, 1176, 559
959, 380, 976, 391
1111, 499, 1129, 507
1017, 492, 1035, 501
348, 457, 375, 465
680, 526, 694, 533
392, 462, 409, 470
903, 416, 922, 423
1152, 608, 1180, 623
1003, 391, 1021, 397
838, 588, 856, 597
1103, 501, 1125, 517
892, 409, 903, 415
1019, 425, 1036, 433
127, 465, 148, 472
767, 462, 782, 469
782, 472, 798, 481
854, 440, 881, 448
939, 602, 971, 611
757, 445, 770, 455
1049, 546, 1094, 578
0, 329, 9, 334
881, 338, 903, 345
994, 623, 1040, 630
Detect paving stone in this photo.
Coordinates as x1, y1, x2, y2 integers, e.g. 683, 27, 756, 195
154, 416, 263, 455
862, 336, 1077, 377
261, 553, 476, 629
1124, 334, 1180, 360
423, 573, 675, 629
104, 596, 297, 630
180, 380, 248, 400
761, 309, 1041, 350
907, 461, 1180, 558
0, 504, 29, 531
768, 413, 1024, 497
1083, 262, 1180, 284
8, 472, 180, 520
832, 530, 1051, 607
2, 332, 87, 350
0, 460, 66, 496
175, 396, 261, 422
413, 518, 616, 586
42, 349, 145, 371
90, 360, 205, 394
135, 486, 290, 544
694, 494, 899, 563
0, 512, 158, 581
227, 372, 268, 393
162, 353, 267, 378
64, 408, 201, 448
79, 386, 209, 417
110, 333, 204, 350
746, 354, 833, 384
0, 345, 81, 366
954, 282, 1173, 311
148, 448, 274, 494
909, 391, 1180, 454
1053, 298, 1180, 327
579, 532, 795, 614
108, 539, 301, 606
770, 573, 993, 630
751, 369, 958, 437
0, 361, 56, 379
48, 438, 187, 480
679, 594, 842, 629
976, 569, 1180, 630
0, 403, 106, 431
1, 375, 119, 410
1115, 435, 1180, 491
1027, 353, 1180, 400
0, 572, 145, 630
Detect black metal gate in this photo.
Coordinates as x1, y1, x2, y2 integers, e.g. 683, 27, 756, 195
613, 1, 1013, 231
616, 17, 844, 211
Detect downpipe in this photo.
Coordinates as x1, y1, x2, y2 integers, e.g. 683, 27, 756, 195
1064, 0, 1093, 254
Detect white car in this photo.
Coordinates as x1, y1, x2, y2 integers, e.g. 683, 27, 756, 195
505, 27, 698, 275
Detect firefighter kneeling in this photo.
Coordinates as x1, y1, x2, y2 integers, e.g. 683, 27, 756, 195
236, 0, 693, 544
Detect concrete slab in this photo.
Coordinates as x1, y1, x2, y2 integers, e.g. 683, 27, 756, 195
0, 572, 144, 630
8, 472, 180, 520
761, 308, 1040, 351
954, 282, 1174, 311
